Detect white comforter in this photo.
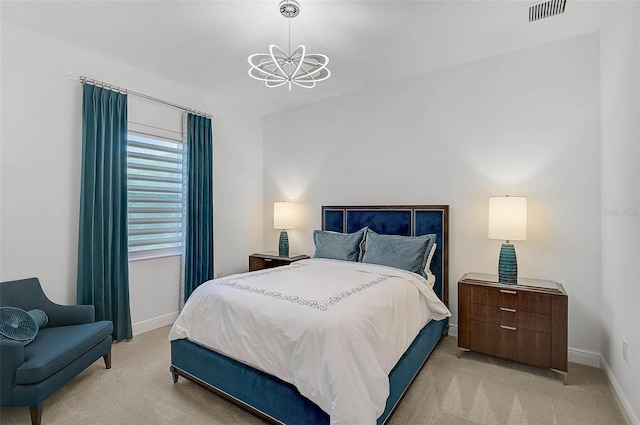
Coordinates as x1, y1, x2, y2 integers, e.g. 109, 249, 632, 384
168, 258, 451, 425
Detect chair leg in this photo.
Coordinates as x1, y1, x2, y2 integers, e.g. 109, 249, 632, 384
29, 404, 42, 425
103, 351, 112, 369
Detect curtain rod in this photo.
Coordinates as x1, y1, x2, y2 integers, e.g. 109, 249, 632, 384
74, 75, 213, 119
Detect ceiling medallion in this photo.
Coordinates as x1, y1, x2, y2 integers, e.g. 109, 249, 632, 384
248, 0, 331, 90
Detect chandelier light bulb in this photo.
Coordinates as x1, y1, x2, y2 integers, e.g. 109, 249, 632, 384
248, 0, 331, 90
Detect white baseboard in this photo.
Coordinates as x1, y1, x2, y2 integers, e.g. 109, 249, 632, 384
568, 346, 601, 368
448, 323, 458, 337
601, 357, 640, 425
132, 311, 178, 336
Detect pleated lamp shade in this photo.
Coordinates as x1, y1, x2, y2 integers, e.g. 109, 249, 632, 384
488, 196, 527, 242
273, 202, 296, 230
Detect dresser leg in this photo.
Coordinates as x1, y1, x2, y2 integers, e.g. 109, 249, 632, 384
552, 368, 568, 385
457, 348, 469, 359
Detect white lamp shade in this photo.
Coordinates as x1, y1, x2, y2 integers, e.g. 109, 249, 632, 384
274, 202, 296, 230
488, 196, 527, 241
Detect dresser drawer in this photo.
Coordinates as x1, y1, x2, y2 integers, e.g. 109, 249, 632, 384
249, 257, 289, 271
469, 320, 551, 368
249, 253, 310, 272
469, 303, 551, 333
468, 285, 551, 314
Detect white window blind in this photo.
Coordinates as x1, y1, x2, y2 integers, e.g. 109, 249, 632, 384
127, 132, 184, 259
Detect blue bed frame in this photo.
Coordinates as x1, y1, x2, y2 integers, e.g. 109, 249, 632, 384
170, 205, 450, 424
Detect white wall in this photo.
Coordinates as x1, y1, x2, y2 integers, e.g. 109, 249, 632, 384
262, 4, 640, 420
263, 33, 602, 354
599, 2, 640, 422
0, 22, 264, 330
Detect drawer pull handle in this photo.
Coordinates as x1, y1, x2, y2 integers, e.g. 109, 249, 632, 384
500, 307, 517, 313
264, 259, 272, 262
500, 290, 517, 295
500, 325, 517, 331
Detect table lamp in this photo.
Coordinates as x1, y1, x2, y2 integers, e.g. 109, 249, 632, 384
488, 196, 527, 284
274, 201, 296, 257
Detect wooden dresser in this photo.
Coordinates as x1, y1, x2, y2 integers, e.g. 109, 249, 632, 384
458, 272, 568, 380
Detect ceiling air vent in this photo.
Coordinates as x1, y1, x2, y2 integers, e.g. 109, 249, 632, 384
528, 0, 567, 22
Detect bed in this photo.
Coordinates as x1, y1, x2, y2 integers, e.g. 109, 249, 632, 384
169, 205, 450, 425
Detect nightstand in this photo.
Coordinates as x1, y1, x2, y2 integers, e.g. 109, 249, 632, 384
458, 272, 568, 382
249, 252, 310, 272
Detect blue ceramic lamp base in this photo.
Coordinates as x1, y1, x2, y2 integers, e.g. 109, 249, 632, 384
498, 243, 518, 284
278, 230, 289, 257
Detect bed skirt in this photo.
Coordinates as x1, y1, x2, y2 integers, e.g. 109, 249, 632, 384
170, 317, 449, 425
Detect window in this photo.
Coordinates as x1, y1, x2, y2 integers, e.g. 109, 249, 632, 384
127, 132, 184, 259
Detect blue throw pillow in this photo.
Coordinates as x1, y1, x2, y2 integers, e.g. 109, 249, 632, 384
0, 307, 41, 345
27, 309, 48, 329
361, 229, 436, 278
313, 227, 367, 262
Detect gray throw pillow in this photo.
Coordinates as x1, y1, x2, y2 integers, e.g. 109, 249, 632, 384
361, 229, 436, 278
313, 227, 367, 262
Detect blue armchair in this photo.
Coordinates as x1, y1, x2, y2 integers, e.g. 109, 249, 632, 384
0, 277, 113, 425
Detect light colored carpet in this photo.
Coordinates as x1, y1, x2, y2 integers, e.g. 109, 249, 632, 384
0, 326, 626, 425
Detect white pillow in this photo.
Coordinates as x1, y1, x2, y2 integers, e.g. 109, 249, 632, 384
424, 243, 437, 287
425, 270, 436, 288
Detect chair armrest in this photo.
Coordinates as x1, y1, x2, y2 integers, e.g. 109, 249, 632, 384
0, 340, 25, 404
45, 304, 95, 327
0, 277, 96, 327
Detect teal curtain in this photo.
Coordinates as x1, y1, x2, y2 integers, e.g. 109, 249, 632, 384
77, 84, 132, 341
184, 113, 214, 301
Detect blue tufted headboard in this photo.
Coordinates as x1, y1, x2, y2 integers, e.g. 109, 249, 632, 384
322, 205, 449, 304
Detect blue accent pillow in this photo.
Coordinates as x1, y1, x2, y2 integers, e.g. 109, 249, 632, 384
313, 227, 367, 262
27, 309, 48, 329
361, 229, 436, 278
0, 307, 42, 345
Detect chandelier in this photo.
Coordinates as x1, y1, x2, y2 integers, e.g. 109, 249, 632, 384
248, 0, 331, 90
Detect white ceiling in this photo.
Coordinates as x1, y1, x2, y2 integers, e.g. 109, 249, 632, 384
1, 1, 603, 115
